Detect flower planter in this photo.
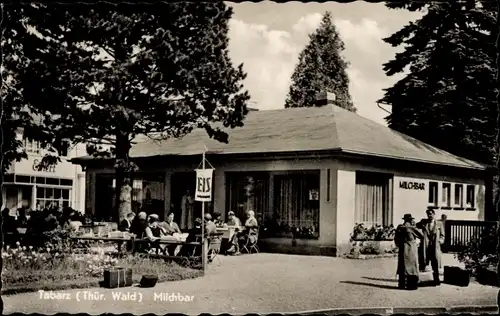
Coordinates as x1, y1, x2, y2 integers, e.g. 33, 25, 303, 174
476, 266, 499, 287
347, 240, 397, 259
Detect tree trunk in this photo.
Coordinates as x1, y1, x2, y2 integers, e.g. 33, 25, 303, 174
114, 132, 133, 224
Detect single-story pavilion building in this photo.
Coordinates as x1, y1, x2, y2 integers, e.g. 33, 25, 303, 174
72, 103, 494, 255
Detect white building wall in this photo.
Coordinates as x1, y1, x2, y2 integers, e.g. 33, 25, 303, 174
2, 130, 87, 213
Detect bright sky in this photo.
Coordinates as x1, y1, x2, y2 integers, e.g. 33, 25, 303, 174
227, 2, 423, 125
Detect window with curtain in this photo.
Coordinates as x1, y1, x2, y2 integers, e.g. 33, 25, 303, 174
355, 172, 392, 227
271, 172, 320, 239
226, 172, 269, 225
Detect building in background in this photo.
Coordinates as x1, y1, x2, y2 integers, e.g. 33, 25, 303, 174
72, 97, 494, 256
2, 129, 86, 215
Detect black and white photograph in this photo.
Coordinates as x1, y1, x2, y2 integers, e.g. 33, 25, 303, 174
1, 0, 500, 314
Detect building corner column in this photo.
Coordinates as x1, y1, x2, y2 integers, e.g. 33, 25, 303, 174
335, 169, 356, 256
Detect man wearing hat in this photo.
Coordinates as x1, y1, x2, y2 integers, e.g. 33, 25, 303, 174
395, 213, 423, 290
416, 207, 445, 285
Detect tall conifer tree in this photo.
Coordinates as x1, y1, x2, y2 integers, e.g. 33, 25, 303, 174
285, 12, 355, 111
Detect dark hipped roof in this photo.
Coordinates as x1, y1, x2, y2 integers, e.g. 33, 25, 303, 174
73, 105, 486, 170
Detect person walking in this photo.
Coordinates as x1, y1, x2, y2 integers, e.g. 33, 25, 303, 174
416, 208, 445, 286
395, 213, 423, 290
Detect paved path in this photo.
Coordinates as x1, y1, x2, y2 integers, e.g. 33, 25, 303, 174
3, 254, 498, 314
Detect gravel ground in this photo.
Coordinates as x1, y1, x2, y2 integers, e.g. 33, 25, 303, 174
3, 253, 498, 314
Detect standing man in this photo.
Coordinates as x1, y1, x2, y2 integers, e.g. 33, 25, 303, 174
395, 214, 423, 290
417, 208, 445, 285
181, 189, 195, 230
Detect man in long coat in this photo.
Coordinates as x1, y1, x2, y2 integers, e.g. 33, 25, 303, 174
395, 213, 423, 290
416, 208, 445, 286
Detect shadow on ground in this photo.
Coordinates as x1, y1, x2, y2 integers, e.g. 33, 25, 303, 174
339, 281, 399, 290
363, 277, 397, 283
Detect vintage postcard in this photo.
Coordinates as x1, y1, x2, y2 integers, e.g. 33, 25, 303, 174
1, 1, 499, 314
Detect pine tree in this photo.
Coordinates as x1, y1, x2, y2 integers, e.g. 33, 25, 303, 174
3, 2, 250, 221
285, 11, 355, 111
380, 1, 498, 166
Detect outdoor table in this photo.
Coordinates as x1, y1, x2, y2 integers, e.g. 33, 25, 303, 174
70, 235, 132, 253
217, 226, 242, 240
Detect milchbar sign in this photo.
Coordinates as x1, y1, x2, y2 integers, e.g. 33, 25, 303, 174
399, 181, 425, 191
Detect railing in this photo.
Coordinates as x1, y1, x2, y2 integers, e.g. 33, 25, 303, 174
443, 220, 497, 253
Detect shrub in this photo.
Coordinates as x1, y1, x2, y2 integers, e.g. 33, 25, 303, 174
455, 225, 498, 275
350, 223, 396, 241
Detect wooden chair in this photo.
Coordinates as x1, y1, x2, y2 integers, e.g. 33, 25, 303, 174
241, 227, 260, 254
207, 236, 222, 265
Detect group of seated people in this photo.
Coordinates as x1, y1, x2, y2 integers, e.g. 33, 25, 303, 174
117, 209, 259, 257
2, 204, 87, 247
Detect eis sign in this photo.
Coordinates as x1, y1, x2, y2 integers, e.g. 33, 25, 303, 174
194, 169, 214, 202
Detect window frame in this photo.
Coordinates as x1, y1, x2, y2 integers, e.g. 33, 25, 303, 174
453, 184, 464, 209
428, 181, 438, 207
465, 185, 476, 210
441, 182, 452, 208
271, 171, 321, 239
36, 186, 72, 209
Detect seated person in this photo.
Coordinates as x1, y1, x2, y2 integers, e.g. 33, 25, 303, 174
226, 211, 242, 254
159, 212, 181, 235
119, 212, 135, 232
204, 213, 218, 236
235, 210, 259, 255
130, 212, 148, 238
16, 208, 28, 228
159, 212, 182, 255
204, 213, 221, 263
177, 218, 202, 257
140, 216, 166, 253
212, 212, 225, 228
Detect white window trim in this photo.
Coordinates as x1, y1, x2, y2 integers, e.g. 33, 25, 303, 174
441, 183, 451, 207
453, 184, 464, 208
428, 181, 438, 206
465, 185, 476, 209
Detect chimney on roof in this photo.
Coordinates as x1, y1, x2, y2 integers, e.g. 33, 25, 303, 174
314, 90, 336, 107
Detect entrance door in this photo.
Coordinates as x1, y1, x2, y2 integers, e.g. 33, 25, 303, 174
171, 172, 214, 229
95, 175, 114, 221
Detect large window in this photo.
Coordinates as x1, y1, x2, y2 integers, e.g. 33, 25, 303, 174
96, 172, 165, 221
466, 185, 475, 209
428, 181, 438, 206
36, 187, 71, 208
271, 172, 320, 239
355, 172, 392, 227
226, 172, 269, 226
454, 184, 464, 208
442, 183, 451, 207
23, 137, 69, 156
24, 138, 41, 154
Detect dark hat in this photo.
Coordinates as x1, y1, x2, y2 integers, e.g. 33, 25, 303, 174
402, 213, 414, 221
